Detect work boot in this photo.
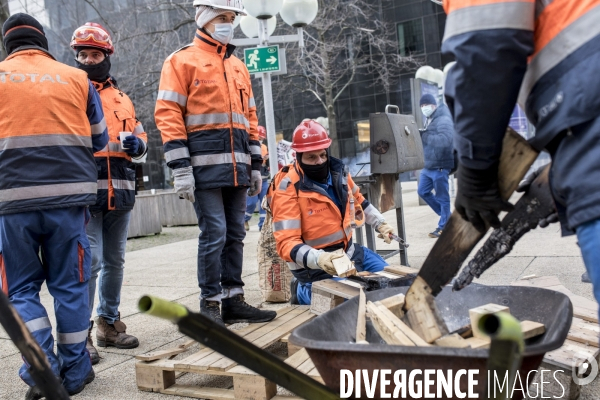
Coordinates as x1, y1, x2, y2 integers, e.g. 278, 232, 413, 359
86, 320, 100, 365
67, 368, 95, 396
290, 278, 299, 305
428, 228, 442, 238
96, 314, 139, 349
24, 385, 43, 400
582, 272, 592, 283
244, 221, 250, 231
222, 294, 277, 324
200, 299, 225, 326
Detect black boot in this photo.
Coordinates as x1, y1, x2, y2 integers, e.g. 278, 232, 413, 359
290, 278, 299, 305
67, 369, 95, 396
200, 299, 225, 326
24, 386, 43, 400
221, 294, 276, 324
582, 272, 592, 283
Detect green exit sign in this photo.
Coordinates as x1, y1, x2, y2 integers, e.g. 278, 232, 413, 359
244, 45, 280, 74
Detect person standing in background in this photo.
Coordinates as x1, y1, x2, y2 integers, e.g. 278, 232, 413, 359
245, 125, 270, 231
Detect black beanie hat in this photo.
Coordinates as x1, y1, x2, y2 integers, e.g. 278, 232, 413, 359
2, 13, 49, 55
419, 93, 437, 107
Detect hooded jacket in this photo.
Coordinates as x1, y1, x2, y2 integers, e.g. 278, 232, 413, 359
421, 104, 455, 170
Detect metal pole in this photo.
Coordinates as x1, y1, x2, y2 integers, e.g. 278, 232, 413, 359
258, 19, 279, 179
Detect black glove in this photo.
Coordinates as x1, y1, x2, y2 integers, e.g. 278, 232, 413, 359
516, 164, 558, 228
455, 162, 514, 233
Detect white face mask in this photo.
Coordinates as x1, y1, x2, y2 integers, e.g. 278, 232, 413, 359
209, 23, 234, 45
421, 105, 435, 117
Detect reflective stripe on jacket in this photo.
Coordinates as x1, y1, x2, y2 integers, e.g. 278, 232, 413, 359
442, 0, 600, 169
92, 78, 147, 211
0, 49, 108, 215
270, 157, 368, 272
155, 29, 261, 190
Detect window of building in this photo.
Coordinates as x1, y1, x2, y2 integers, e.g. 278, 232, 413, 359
397, 19, 425, 57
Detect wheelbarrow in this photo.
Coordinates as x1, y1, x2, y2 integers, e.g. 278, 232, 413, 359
289, 284, 572, 399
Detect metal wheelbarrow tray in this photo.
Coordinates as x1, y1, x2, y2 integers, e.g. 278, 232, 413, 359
290, 285, 572, 399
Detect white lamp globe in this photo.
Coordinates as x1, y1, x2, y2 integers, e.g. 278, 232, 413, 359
243, 0, 283, 19
432, 69, 444, 86
280, 0, 318, 27
415, 66, 436, 83
240, 14, 277, 38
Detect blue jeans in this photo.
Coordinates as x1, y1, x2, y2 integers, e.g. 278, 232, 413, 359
87, 209, 131, 324
576, 218, 600, 322
0, 207, 92, 392
193, 187, 246, 301
296, 246, 388, 305
418, 168, 451, 230
245, 180, 269, 230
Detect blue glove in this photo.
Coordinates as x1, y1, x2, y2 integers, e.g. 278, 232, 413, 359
123, 135, 141, 156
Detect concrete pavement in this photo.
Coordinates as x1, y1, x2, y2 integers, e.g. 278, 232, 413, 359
1, 180, 598, 399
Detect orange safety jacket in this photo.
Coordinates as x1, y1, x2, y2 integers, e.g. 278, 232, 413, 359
155, 29, 261, 190
0, 48, 108, 215
270, 157, 384, 275
442, 0, 600, 169
92, 78, 147, 211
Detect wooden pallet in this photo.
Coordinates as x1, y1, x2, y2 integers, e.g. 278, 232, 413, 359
310, 265, 419, 315
512, 276, 599, 399
135, 305, 319, 400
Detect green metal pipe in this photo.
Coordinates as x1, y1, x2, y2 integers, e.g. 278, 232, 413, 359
138, 295, 340, 400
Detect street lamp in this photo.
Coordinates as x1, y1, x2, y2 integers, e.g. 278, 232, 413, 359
237, 0, 319, 178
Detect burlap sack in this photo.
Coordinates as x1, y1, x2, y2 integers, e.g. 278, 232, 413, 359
258, 209, 295, 303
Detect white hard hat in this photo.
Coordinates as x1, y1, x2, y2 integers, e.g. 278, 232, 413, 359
193, 0, 246, 15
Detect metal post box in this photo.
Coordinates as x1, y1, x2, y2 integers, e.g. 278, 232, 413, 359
369, 105, 424, 174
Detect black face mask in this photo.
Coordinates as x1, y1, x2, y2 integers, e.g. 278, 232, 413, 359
299, 153, 330, 184
76, 56, 111, 82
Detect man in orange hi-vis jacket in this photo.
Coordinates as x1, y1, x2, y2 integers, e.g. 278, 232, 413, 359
442, 0, 600, 308
155, 0, 275, 325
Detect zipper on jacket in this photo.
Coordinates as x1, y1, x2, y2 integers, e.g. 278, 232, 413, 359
223, 67, 238, 186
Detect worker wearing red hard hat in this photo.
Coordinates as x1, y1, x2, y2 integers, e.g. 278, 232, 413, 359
245, 126, 270, 231
269, 120, 395, 304
71, 21, 147, 363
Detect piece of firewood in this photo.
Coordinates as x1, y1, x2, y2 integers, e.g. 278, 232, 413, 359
367, 301, 415, 346
356, 288, 367, 343
404, 279, 448, 343
378, 294, 405, 318
469, 303, 510, 339
331, 252, 356, 277
521, 320, 545, 339
449, 323, 473, 338
435, 333, 470, 348
464, 337, 491, 349
374, 301, 431, 347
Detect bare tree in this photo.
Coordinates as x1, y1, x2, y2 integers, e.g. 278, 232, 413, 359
271, 0, 421, 157
0, 0, 10, 60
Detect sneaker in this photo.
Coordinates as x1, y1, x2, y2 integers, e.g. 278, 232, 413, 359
200, 299, 225, 326
428, 228, 442, 238
290, 278, 299, 305
222, 294, 276, 324
582, 272, 592, 283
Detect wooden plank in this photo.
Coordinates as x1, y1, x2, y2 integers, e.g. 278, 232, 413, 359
342, 279, 364, 289
374, 301, 430, 347
513, 276, 561, 288
468, 303, 510, 338
378, 294, 405, 318
284, 348, 310, 369
404, 281, 448, 343
212, 310, 315, 371
521, 320, 545, 340
567, 318, 599, 347
297, 357, 316, 375
367, 301, 415, 346
384, 265, 419, 276
310, 290, 343, 315
435, 333, 470, 348
356, 288, 367, 342
543, 339, 600, 373
463, 337, 490, 349
375, 271, 402, 279
331, 252, 356, 277
280, 333, 290, 343
136, 362, 176, 391
136, 339, 196, 361
312, 279, 359, 299
161, 384, 235, 400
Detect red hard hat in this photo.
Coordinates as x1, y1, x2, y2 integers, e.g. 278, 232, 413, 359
71, 22, 114, 55
257, 126, 267, 139
291, 120, 331, 152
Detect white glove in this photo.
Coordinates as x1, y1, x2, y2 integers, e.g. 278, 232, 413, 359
173, 166, 195, 203
376, 222, 394, 244
248, 170, 262, 196
317, 252, 345, 275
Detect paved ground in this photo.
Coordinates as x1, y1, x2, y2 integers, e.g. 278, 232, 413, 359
1, 180, 598, 399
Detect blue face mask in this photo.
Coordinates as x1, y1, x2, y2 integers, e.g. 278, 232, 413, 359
209, 23, 234, 45
421, 105, 435, 118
